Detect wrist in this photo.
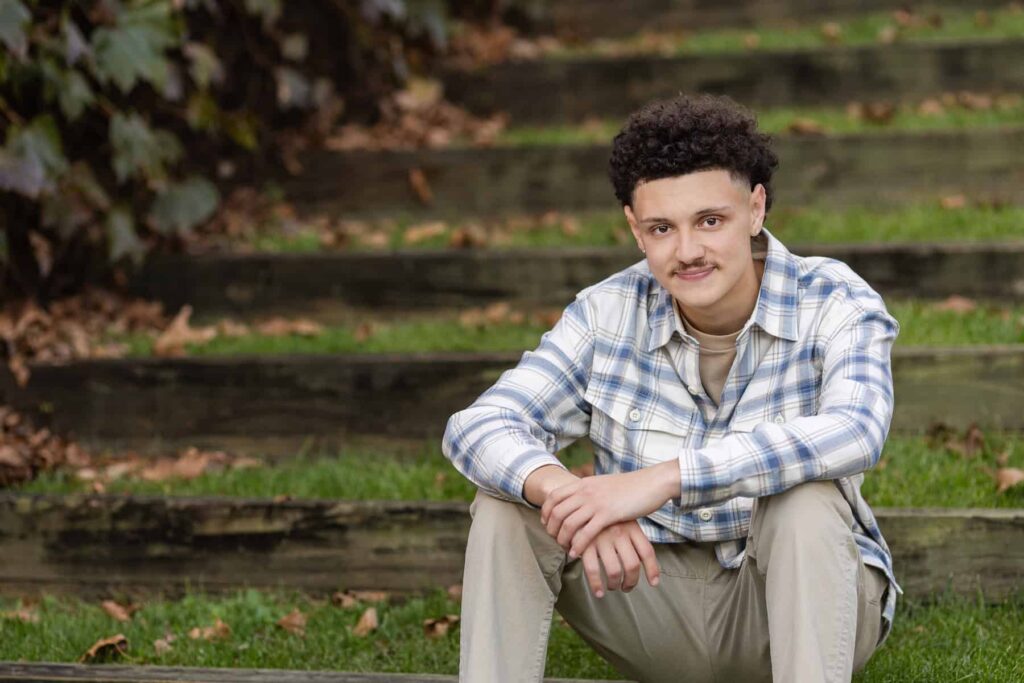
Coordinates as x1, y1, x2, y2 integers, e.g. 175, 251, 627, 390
654, 459, 681, 503
523, 464, 578, 507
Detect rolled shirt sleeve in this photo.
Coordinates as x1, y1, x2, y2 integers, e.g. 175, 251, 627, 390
674, 304, 899, 510
442, 296, 595, 504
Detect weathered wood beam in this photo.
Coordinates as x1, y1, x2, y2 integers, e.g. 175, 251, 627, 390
0, 662, 616, 683
443, 39, 1024, 124
530, 0, 1009, 40
282, 128, 1024, 217
130, 243, 1024, 321
0, 346, 1022, 456
0, 494, 1020, 602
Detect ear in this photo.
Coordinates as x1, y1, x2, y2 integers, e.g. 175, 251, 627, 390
624, 205, 644, 250
749, 184, 767, 236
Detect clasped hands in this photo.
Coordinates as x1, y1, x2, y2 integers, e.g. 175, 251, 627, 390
535, 460, 680, 599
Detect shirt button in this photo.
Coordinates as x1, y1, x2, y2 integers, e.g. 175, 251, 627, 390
774, 414, 786, 424
698, 509, 713, 522
688, 384, 701, 395
629, 409, 641, 422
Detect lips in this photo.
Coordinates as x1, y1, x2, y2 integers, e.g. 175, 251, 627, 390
674, 267, 714, 282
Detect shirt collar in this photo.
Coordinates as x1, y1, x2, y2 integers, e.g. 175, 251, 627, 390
645, 227, 799, 352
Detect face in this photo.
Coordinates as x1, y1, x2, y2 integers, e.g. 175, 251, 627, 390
624, 169, 766, 335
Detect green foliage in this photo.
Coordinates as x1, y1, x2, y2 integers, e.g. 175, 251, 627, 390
0, 0, 461, 301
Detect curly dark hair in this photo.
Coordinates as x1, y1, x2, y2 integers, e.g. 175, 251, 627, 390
608, 94, 779, 212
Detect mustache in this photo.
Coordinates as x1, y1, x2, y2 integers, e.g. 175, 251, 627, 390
673, 260, 713, 274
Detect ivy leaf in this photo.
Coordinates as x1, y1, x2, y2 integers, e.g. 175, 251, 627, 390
41, 60, 95, 121
106, 206, 144, 263
149, 176, 219, 235
0, 0, 31, 59
183, 42, 223, 90
244, 0, 281, 29
0, 116, 68, 198
62, 15, 91, 65
109, 112, 182, 183
91, 4, 177, 93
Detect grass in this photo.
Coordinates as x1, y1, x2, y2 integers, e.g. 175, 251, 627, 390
246, 201, 1024, 254
2, 588, 1022, 681
494, 98, 1024, 147
547, 4, 1024, 59
105, 299, 1024, 358
14, 435, 1024, 509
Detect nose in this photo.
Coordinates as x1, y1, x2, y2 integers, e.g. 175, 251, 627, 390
674, 227, 706, 266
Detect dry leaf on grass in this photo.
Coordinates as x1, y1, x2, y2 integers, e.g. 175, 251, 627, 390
256, 317, 323, 337
996, 468, 1024, 493
188, 617, 231, 641
820, 21, 843, 43
2, 606, 40, 623
100, 600, 138, 622
79, 634, 128, 662
785, 118, 826, 136
940, 194, 967, 210
154, 305, 217, 356
352, 607, 379, 636
153, 634, 175, 654
932, 295, 976, 314
277, 608, 307, 637
353, 322, 377, 343
423, 614, 460, 639
409, 169, 433, 205
403, 221, 448, 245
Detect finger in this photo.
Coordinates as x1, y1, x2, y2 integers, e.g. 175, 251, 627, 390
630, 525, 661, 587
614, 533, 642, 592
540, 482, 577, 525
597, 536, 623, 592
569, 516, 607, 559
581, 545, 605, 599
557, 505, 594, 551
547, 495, 586, 540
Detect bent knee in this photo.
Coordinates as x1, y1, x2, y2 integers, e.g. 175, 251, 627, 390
756, 480, 853, 538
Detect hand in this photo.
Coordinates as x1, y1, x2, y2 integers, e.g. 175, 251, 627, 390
540, 460, 679, 559
578, 520, 660, 598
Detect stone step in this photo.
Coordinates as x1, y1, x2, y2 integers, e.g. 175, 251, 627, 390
281, 127, 1024, 217
0, 492, 1020, 600
442, 38, 1024, 124
130, 242, 1024, 321
2, 346, 1022, 456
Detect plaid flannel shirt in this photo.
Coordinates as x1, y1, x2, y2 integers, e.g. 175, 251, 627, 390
443, 227, 902, 640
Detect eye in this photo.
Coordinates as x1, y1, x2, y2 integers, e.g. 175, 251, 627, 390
651, 224, 671, 235
701, 216, 721, 228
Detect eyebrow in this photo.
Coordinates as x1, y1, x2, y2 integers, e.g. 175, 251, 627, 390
639, 206, 732, 224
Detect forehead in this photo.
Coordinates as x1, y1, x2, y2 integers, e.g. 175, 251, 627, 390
632, 169, 748, 217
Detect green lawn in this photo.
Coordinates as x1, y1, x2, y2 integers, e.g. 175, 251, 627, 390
106, 299, 1024, 357
547, 5, 1024, 59
247, 201, 1024, 254
15, 435, 1024, 509
2, 588, 1022, 681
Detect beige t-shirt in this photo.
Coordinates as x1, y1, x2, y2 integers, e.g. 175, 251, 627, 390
675, 234, 769, 406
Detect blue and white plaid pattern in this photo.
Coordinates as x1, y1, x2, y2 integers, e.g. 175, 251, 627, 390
443, 228, 902, 638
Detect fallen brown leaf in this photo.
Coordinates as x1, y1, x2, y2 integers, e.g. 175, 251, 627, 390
256, 317, 323, 337
276, 608, 307, 637
79, 634, 128, 662
352, 607, 379, 636
353, 322, 377, 343
742, 33, 760, 49
423, 614, 460, 639
996, 468, 1024, 493
332, 591, 357, 609
940, 194, 967, 210
188, 617, 231, 641
786, 117, 827, 135
100, 600, 137, 623
877, 25, 898, 44
409, 168, 433, 205
154, 305, 217, 356
932, 295, 976, 314
153, 633, 175, 654
172, 448, 212, 480
1, 606, 39, 623
820, 22, 842, 43
449, 225, 488, 249
403, 221, 448, 245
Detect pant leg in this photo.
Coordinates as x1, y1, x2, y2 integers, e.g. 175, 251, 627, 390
459, 490, 568, 683
460, 490, 716, 683
708, 480, 887, 683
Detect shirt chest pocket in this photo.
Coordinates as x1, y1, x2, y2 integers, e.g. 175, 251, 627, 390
584, 386, 695, 471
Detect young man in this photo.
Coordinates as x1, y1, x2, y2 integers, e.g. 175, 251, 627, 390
442, 94, 900, 683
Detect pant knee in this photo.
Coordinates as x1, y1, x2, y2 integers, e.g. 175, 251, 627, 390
751, 481, 855, 564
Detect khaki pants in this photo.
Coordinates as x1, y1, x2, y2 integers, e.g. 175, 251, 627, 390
460, 480, 888, 683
